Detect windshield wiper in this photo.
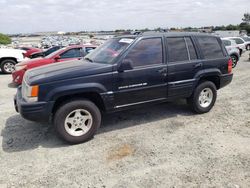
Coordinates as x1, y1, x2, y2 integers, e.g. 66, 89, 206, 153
85, 57, 93, 62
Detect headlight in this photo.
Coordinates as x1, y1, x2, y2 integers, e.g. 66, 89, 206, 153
22, 80, 39, 102
15, 64, 27, 71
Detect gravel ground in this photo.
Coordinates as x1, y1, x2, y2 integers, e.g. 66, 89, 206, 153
0, 53, 250, 188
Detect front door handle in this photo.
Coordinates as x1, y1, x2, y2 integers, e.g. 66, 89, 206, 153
194, 63, 202, 68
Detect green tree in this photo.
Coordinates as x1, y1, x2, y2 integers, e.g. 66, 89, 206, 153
226, 24, 239, 30
242, 13, 250, 24
239, 22, 250, 34
0, 33, 11, 45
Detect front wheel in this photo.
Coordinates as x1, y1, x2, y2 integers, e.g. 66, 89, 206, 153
54, 99, 101, 144
1, 59, 16, 74
188, 81, 217, 114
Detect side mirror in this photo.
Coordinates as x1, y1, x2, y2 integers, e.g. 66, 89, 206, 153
118, 59, 133, 72
54, 55, 61, 61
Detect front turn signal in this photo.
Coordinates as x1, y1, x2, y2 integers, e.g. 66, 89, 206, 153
31, 85, 39, 97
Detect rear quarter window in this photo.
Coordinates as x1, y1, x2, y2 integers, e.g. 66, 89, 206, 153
197, 36, 224, 59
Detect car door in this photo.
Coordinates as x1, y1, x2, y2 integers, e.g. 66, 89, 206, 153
57, 48, 83, 62
113, 37, 168, 108
167, 36, 202, 98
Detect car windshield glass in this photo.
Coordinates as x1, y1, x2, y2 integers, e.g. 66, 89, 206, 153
44, 47, 59, 56
243, 37, 250, 41
84, 38, 134, 64
45, 47, 67, 58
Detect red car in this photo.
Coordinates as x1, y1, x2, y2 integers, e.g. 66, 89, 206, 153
19, 47, 42, 58
12, 45, 97, 85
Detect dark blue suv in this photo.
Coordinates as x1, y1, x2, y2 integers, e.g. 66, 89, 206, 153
14, 32, 233, 144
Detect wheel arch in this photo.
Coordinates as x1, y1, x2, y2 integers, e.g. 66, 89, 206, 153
195, 70, 221, 90
51, 91, 106, 116
0, 57, 18, 64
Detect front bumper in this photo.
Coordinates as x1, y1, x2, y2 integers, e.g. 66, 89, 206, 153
219, 73, 233, 89
14, 87, 54, 122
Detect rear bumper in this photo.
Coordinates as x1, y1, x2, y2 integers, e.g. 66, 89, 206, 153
14, 87, 54, 122
219, 73, 233, 89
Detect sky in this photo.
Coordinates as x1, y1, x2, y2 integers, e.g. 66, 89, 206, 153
0, 0, 249, 34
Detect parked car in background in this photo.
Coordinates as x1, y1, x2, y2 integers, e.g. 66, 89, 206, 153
12, 45, 97, 84
0, 48, 26, 74
241, 36, 250, 50
14, 33, 233, 144
19, 47, 42, 58
223, 37, 246, 55
222, 39, 240, 68
30, 46, 65, 59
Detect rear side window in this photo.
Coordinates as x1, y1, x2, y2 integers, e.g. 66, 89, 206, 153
167, 37, 197, 62
197, 36, 224, 59
167, 37, 189, 62
185, 37, 197, 60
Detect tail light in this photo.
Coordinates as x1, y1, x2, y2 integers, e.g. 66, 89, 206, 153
228, 58, 233, 73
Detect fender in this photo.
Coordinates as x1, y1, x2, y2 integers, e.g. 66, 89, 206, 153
194, 68, 221, 80
44, 83, 107, 101
193, 68, 222, 89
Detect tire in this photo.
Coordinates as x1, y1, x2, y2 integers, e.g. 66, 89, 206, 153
54, 99, 101, 144
247, 44, 250, 51
230, 55, 238, 68
0, 59, 16, 74
188, 81, 217, 114
239, 49, 242, 56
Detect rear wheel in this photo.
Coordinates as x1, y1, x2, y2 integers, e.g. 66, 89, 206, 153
1, 59, 16, 74
188, 81, 217, 114
54, 99, 101, 144
247, 44, 250, 51
230, 55, 238, 68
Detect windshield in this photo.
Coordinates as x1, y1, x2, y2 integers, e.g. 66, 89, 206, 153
243, 37, 250, 42
45, 47, 67, 58
44, 46, 61, 56
84, 38, 134, 64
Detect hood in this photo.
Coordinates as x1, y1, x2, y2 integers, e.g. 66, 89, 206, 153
25, 60, 113, 85
0, 49, 25, 60
18, 57, 52, 68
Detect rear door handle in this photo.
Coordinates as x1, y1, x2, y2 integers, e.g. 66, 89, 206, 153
158, 68, 167, 73
157, 68, 167, 76
194, 63, 202, 68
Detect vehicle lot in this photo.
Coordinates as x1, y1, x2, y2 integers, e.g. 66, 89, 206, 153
0, 53, 250, 187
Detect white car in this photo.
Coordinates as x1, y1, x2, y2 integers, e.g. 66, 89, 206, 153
223, 37, 246, 55
0, 48, 26, 74
242, 36, 250, 50
222, 39, 240, 68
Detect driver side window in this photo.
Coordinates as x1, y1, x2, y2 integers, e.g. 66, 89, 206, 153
123, 38, 163, 67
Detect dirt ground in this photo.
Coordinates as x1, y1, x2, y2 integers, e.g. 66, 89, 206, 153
0, 53, 250, 188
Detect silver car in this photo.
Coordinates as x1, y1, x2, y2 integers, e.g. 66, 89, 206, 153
223, 37, 246, 56
242, 36, 250, 50
222, 39, 240, 68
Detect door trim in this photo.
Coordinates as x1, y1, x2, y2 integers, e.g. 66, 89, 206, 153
114, 97, 166, 109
